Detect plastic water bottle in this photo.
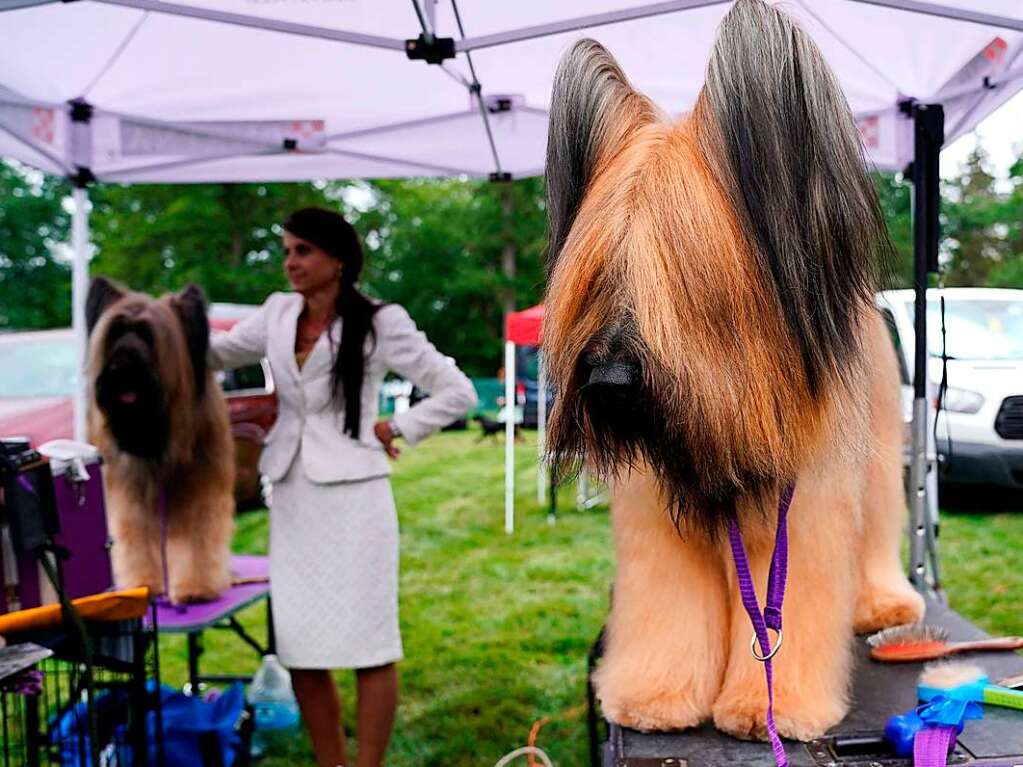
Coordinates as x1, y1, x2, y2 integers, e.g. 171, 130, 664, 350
248, 654, 300, 758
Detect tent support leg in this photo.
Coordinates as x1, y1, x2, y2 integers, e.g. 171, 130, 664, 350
908, 102, 944, 596
505, 340, 516, 534
72, 185, 91, 444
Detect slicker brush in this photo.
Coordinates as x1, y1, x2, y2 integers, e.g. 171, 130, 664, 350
867, 624, 1023, 663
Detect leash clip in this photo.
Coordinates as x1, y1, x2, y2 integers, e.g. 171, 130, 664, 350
751, 628, 783, 662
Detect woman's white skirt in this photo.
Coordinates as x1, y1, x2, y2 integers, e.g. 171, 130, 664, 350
268, 455, 403, 669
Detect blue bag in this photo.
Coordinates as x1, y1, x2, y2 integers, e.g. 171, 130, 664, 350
53, 681, 246, 767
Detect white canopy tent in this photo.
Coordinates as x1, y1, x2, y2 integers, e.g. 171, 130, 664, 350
3, 0, 1023, 585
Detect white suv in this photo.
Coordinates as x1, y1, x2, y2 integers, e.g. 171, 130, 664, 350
876, 288, 1023, 493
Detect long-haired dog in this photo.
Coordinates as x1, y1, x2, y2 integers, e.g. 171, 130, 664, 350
86, 277, 234, 604
543, 0, 925, 741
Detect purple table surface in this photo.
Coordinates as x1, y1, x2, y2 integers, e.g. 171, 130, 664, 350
146, 554, 269, 633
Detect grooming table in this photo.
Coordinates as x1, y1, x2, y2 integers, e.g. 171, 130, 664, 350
600, 601, 1023, 766
147, 555, 273, 692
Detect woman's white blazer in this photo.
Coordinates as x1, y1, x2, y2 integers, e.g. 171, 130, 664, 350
210, 292, 478, 483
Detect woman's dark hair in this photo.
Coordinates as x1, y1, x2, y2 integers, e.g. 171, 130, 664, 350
282, 207, 381, 438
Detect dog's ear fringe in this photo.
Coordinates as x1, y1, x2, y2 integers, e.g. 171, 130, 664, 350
696, 0, 892, 393
545, 39, 657, 273
86, 277, 127, 335
170, 283, 211, 398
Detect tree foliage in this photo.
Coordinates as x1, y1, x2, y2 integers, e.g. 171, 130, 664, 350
2, 145, 1022, 374
0, 163, 71, 329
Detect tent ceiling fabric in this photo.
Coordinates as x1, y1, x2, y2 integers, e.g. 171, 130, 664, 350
2, 0, 1023, 181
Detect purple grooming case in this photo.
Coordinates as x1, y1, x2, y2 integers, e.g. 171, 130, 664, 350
0, 441, 113, 614
48, 447, 114, 601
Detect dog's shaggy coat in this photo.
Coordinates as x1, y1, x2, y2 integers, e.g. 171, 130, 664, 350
543, 0, 924, 741
87, 278, 234, 604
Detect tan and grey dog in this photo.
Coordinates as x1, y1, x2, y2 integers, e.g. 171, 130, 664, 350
86, 277, 234, 604
543, 0, 924, 742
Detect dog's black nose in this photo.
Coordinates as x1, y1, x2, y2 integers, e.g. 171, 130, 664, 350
586, 361, 637, 389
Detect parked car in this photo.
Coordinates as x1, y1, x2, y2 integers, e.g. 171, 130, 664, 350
876, 288, 1023, 493
0, 304, 278, 508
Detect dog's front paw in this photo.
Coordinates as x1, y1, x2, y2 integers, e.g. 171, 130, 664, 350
601, 688, 707, 732
854, 580, 925, 634
115, 569, 164, 596
169, 575, 229, 604
712, 690, 769, 741
713, 688, 845, 742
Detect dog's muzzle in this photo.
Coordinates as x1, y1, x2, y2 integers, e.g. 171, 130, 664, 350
580, 359, 639, 406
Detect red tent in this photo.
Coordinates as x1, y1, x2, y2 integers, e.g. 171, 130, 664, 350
505, 304, 543, 346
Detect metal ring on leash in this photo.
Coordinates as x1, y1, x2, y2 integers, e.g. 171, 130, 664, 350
750, 629, 783, 662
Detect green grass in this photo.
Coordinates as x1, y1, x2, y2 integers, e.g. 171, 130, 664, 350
160, 431, 614, 766
938, 510, 1023, 637
155, 432, 1023, 766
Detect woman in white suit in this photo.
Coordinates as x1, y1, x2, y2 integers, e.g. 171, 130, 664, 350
210, 207, 477, 767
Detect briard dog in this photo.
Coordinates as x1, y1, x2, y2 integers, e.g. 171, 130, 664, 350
86, 277, 234, 604
543, 0, 924, 742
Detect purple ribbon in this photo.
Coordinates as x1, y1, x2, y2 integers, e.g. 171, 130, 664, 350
727, 482, 795, 767
16, 475, 36, 495
1, 669, 44, 696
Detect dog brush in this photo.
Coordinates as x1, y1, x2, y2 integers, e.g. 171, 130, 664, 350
867, 624, 1023, 663
918, 661, 1023, 712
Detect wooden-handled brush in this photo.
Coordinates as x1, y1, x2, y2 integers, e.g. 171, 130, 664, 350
867, 624, 1023, 663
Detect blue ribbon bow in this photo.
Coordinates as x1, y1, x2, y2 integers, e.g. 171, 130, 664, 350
885, 694, 983, 757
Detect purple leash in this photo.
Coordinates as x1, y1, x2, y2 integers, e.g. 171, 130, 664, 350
914, 726, 957, 767
727, 481, 796, 767
158, 488, 172, 607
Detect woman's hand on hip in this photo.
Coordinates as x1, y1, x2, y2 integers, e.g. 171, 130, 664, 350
374, 421, 402, 459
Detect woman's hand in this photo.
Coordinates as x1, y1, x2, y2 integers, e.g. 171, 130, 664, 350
374, 421, 402, 459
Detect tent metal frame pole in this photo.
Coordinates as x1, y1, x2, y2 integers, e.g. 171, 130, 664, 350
908, 101, 944, 595
92, 0, 406, 50
845, 0, 1023, 33
322, 110, 476, 143
71, 185, 91, 444
454, 0, 730, 52
98, 108, 294, 151
101, 147, 287, 180
0, 121, 71, 174
321, 146, 477, 176
504, 340, 516, 534
0, 87, 64, 110
0, 0, 54, 10
94, 108, 480, 179
449, 0, 504, 176
926, 62, 1023, 107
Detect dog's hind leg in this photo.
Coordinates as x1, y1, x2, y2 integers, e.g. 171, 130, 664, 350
713, 477, 856, 742
853, 314, 925, 633
594, 468, 727, 731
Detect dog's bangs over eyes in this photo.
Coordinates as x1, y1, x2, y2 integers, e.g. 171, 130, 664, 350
105, 316, 156, 351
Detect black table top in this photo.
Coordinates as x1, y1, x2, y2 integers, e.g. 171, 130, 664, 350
607, 601, 1023, 766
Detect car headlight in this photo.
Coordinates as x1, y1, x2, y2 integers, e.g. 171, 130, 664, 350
939, 387, 985, 414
